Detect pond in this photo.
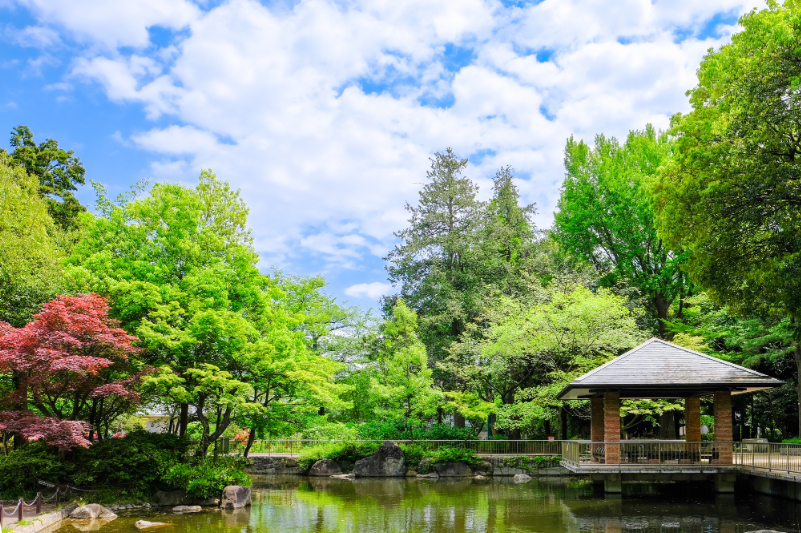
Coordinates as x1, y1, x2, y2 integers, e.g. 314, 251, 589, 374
53, 476, 801, 533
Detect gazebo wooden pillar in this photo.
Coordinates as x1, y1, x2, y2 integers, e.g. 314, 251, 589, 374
713, 391, 733, 464
603, 392, 620, 464
590, 397, 604, 462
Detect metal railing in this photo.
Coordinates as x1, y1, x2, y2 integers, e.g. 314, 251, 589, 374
242, 439, 564, 456
737, 441, 801, 475
242, 438, 801, 478
562, 441, 736, 467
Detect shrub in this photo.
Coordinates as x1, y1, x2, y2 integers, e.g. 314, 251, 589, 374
411, 424, 475, 441
0, 429, 189, 498
399, 443, 431, 470
501, 455, 561, 471
783, 437, 801, 444
429, 448, 480, 467
356, 421, 403, 441
162, 457, 250, 499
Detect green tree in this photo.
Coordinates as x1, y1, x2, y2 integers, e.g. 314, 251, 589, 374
385, 151, 538, 386
384, 148, 482, 371
446, 284, 643, 438
66, 171, 264, 443
6, 126, 86, 230
653, 1, 801, 431
0, 154, 63, 326
555, 126, 690, 338
371, 301, 440, 433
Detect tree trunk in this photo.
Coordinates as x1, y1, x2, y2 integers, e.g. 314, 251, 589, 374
559, 407, 568, 440
655, 295, 671, 339
794, 315, 801, 439
454, 412, 465, 428
11, 375, 25, 450
179, 403, 189, 438
657, 412, 677, 439
544, 419, 551, 438
244, 425, 257, 458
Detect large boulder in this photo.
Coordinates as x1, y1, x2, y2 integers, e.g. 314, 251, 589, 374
221, 485, 252, 509
513, 473, 532, 483
245, 456, 302, 475
432, 462, 473, 477
353, 441, 406, 477
474, 460, 493, 476
309, 458, 342, 476
70, 504, 117, 520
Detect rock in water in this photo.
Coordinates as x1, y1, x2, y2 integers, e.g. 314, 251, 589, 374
513, 473, 532, 483
70, 504, 118, 520
172, 505, 202, 513
221, 486, 252, 509
309, 458, 343, 476
134, 521, 170, 529
353, 441, 406, 477
432, 462, 473, 477
330, 473, 355, 480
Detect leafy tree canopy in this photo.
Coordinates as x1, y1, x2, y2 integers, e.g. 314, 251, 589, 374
555, 125, 690, 337
0, 155, 64, 327
5, 126, 86, 231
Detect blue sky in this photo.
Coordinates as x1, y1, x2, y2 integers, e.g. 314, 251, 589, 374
0, 0, 762, 311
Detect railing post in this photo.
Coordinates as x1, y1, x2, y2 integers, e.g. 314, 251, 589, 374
18, 498, 23, 521
36, 492, 42, 514
769, 443, 772, 472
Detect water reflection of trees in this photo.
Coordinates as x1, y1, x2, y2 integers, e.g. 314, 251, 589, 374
246, 478, 798, 533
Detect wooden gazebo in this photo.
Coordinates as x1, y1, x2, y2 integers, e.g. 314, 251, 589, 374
558, 338, 783, 465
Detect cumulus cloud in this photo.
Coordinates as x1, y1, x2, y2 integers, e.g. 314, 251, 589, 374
345, 282, 393, 300
3, 0, 768, 277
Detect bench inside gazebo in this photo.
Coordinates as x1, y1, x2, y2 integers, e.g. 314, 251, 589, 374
558, 338, 783, 467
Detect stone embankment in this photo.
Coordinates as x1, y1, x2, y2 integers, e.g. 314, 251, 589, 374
243, 440, 570, 479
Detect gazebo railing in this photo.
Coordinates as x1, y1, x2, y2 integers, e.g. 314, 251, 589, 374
562, 441, 737, 467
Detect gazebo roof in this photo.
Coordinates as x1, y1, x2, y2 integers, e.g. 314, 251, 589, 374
558, 338, 784, 400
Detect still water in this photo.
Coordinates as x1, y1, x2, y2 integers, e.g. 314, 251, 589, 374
54, 476, 800, 533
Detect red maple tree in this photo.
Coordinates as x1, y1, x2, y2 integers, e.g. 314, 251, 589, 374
0, 294, 141, 449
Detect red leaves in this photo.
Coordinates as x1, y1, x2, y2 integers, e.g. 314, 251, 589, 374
0, 411, 91, 449
0, 293, 138, 379
0, 294, 142, 449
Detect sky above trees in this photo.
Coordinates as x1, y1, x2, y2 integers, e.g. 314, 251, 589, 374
0, 0, 765, 308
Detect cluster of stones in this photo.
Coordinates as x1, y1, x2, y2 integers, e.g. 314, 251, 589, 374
306, 441, 558, 483
67, 485, 253, 531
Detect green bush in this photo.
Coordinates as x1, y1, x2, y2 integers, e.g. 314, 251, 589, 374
782, 437, 801, 444
162, 457, 251, 499
429, 448, 480, 467
501, 455, 561, 471
0, 430, 189, 498
354, 422, 477, 441
356, 421, 403, 440
297, 441, 380, 471
411, 425, 475, 441
399, 443, 431, 470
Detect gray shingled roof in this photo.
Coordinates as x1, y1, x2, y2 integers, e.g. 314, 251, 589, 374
558, 338, 784, 400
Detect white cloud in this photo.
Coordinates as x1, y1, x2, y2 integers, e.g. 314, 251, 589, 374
6, 0, 768, 272
345, 282, 393, 300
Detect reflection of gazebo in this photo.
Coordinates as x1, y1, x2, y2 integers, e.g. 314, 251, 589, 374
558, 338, 783, 465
